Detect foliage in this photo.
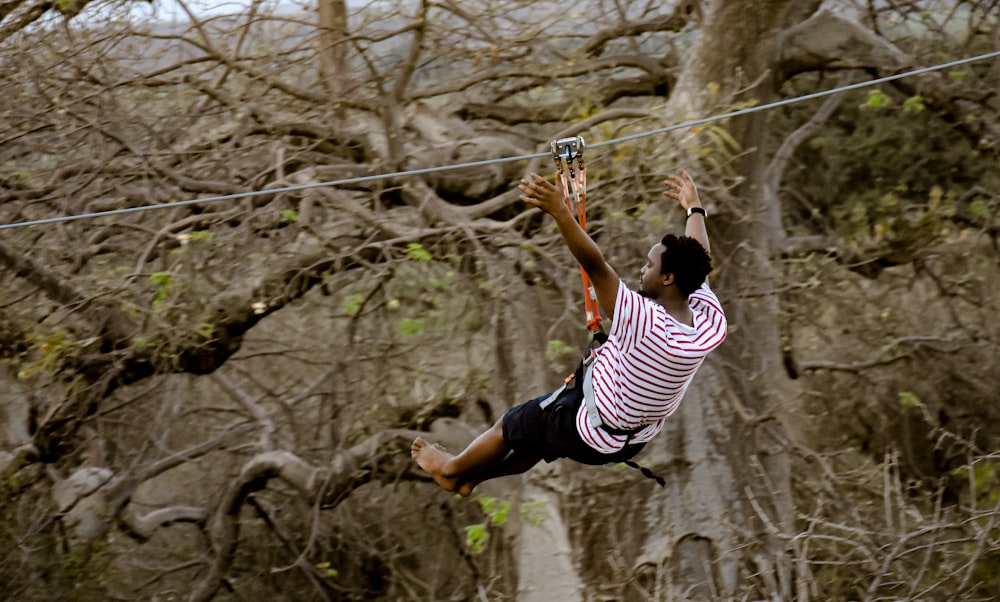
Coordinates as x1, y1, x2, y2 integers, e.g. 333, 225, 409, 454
404, 243, 433, 262
779, 82, 999, 253
464, 495, 542, 555
544, 338, 575, 371
0, 482, 113, 601
519, 500, 548, 527
464, 522, 490, 554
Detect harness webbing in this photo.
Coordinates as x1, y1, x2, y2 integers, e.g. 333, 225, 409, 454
551, 137, 602, 335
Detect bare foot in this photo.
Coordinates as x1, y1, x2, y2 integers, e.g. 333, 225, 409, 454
432, 443, 477, 497
411, 437, 460, 493
456, 479, 477, 498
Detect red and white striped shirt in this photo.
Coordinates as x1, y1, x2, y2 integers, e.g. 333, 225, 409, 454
576, 280, 727, 453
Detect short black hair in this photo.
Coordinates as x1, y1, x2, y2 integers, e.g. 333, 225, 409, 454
659, 234, 713, 296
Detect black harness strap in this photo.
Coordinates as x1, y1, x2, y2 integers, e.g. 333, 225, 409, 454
623, 460, 666, 487
598, 419, 665, 488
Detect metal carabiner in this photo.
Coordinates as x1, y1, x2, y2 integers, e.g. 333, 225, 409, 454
550, 136, 585, 177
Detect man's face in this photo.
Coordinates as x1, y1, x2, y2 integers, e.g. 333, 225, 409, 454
639, 243, 666, 298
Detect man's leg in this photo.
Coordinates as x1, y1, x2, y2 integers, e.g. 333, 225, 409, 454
455, 450, 543, 496
412, 419, 512, 495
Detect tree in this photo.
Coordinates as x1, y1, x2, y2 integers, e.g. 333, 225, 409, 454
0, 0, 998, 599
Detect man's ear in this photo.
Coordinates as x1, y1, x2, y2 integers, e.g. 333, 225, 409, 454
661, 272, 675, 286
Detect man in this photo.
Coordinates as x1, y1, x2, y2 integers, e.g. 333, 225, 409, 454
411, 168, 726, 496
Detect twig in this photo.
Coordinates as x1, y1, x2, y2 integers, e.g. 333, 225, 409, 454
211, 371, 276, 451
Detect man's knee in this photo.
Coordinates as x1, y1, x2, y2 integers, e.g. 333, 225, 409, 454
490, 418, 505, 436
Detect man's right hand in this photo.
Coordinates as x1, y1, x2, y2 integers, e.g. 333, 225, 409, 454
519, 173, 568, 217
519, 171, 621, 319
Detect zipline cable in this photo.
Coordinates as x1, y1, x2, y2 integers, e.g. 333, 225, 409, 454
1, 49, 998, 232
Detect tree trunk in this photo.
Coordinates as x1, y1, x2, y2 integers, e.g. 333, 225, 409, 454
317, 0, 349, 96
653, 0, 805, 596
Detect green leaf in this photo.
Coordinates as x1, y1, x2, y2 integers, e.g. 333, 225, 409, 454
315, 561, 339, 578
464, 523, 488, 554
903, 95, 926, 114
864, 90, 891, 109
704, 123, 741, 153
405, 243, 432, 262
973, 462, 996, 490
477, 496, 497, 514
150, 272, 174, 304
544, 339, 573, 362
899, 391, 922, 407
149, 272, 173, 288
398, 317, 425, 336
969, 200, 990, 220
488, 500, 511, 526
475, 495, 511, 525
519, 500, 548, 527
189, 230, 212, 242
342, 293, 366, 316
280, 209, 299, 222
948, 71, 966, 82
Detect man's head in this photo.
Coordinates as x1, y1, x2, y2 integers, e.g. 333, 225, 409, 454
639, 234, 713, 299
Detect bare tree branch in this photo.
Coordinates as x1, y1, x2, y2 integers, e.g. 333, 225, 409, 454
798, 335, 971, 374
120, 505, 207, 542
580, 3, 698, 57
211, 371, 276, 452
0, 238, 137, 343
777, 10, 910, 78
190, 430, 427, 602
0, 0, 64, 44
764, 74, 851, 240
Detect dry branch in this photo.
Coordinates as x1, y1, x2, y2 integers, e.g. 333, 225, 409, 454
777, 10, 910, 78
190, 429, 426, 602
120, 505, 207, 542
0, 238, 137, 344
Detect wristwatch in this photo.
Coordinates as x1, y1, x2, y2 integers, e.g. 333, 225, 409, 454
686, 207, 707, 219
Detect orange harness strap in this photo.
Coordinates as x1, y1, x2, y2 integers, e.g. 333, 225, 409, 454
551, 137, 602, 335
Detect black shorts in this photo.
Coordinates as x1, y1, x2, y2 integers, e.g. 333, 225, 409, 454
501, 381, 646, 466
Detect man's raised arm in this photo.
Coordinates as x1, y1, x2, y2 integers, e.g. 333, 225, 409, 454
664, 169, 710, 256
519, 172, 620, 317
